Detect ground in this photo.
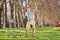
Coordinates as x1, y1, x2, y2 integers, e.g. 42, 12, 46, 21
0, 27, 60, 40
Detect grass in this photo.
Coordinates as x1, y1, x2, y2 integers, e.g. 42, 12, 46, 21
0, 27, 60, 40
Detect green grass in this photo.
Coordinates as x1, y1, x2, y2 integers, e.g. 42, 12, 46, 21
0, 27, 60, 40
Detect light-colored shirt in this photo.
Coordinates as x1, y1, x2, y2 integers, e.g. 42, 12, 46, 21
25, 3, 37, 21
25, 10, 35, 21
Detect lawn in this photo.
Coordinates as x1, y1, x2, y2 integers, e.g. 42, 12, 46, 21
0, 27, 60, 40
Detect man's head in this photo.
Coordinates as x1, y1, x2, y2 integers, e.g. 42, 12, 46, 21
26, 5, 31, 11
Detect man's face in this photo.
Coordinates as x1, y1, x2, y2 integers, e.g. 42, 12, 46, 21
27, 7, 31, 11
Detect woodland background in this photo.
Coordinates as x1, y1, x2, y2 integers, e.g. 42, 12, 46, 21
0, 0, 60, 28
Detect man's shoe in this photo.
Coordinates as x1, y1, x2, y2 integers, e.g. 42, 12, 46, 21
26, 35, 28, 37
32, 35, 35, 37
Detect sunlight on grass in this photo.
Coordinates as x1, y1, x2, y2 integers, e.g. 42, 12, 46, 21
0, 27, 60, 40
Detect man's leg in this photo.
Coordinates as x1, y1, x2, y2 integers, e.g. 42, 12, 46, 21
32, 21, 35, 37
26, 22, 30, 37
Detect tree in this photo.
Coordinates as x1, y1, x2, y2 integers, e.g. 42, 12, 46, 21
3, 0, 7, 28
0, 0, 4, 28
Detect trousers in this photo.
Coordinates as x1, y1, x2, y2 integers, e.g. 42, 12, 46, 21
26, 21, 35, 37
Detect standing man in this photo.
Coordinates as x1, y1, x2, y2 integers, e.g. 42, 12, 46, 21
25, 3, 37, 37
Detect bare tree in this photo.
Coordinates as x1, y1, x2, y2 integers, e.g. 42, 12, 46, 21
3, 0, 7, 28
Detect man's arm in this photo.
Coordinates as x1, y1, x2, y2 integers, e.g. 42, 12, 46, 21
25, 12, 28, 16
32, 3, 37, 12
25, 12, 28, 21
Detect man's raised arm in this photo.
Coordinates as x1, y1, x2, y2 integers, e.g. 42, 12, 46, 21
32, 3, 37, 12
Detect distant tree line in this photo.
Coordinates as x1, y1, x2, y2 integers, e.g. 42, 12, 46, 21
0, 0, 59, 28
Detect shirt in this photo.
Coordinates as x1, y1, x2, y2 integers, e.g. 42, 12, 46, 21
25, 4, 37, 21
25, 10, 35, 21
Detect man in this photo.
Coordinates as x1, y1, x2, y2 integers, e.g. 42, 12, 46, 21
25, 4, 37, 37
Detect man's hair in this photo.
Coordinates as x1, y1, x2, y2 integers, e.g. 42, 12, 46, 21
26, 5, 31, 8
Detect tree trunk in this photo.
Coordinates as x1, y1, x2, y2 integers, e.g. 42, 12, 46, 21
3, 0, 7, 28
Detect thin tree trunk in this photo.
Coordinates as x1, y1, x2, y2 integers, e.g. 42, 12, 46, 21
0, 0, 4, 28
3, 0, 7, 28
9, 0, 14, 28
13, 0, 16, 28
